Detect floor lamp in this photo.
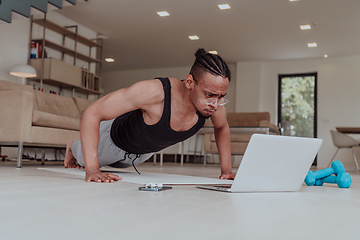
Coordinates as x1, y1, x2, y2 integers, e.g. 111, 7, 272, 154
10, 65, 37, 85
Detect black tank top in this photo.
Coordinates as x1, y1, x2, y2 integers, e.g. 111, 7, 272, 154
110, 77, 206, 154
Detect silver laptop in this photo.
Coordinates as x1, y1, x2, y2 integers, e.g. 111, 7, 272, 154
196, 134, 323, 193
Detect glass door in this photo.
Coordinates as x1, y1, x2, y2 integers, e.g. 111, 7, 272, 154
278, 72, 318, 164
278, 72, 317, 138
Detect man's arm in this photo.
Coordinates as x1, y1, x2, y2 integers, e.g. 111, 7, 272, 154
80, 79, 164, 182
210, 106, 236, 180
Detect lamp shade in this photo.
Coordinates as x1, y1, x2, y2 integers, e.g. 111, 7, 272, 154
10, 65, 37, 78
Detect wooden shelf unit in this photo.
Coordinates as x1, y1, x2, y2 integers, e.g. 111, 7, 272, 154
29, 14, 103, 97
30, 58, 101, 95
32, 18, 102, 48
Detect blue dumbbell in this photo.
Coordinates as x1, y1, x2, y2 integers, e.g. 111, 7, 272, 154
314, 179, 324, 186
304, 161, 345, 186
320, 172, 352, 188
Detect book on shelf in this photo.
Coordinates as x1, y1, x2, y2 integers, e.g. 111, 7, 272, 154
30, 42, 47, 59
30, 42, 39, 58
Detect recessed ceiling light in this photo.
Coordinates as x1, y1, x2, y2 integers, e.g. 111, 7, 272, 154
307, 42, 317, 48
208, 50, 218, 55
218, 4, 231, 10
189, 35, 199, 40
300, 24, 311, 30
157, 11, 170, 17
289, 0, 300, 2
105, 58, 115, 62
324, 54, 328, 58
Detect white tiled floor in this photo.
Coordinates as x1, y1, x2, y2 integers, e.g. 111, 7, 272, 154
1, 161, 360, 240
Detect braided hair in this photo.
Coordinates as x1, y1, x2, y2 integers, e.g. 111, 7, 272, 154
190, 48, 231, 82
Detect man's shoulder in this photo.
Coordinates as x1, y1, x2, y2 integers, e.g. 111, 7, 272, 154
127, 79, 165, 106
135, 77, 181, 94
130, 79, 163, 93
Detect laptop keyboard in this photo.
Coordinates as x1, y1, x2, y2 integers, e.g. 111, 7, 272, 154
212, 184, 232, 188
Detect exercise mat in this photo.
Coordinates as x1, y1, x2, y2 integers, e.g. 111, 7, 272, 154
37, 167, 233, 185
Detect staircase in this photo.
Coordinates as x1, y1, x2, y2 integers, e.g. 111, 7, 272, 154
0, 0, 87, 23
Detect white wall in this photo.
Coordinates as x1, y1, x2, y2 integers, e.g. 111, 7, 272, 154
235, 62, 261, 112
236, 55, 360, 168
0, 19, 30, 83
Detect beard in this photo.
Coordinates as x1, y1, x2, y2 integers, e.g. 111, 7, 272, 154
196, 109, 212, 119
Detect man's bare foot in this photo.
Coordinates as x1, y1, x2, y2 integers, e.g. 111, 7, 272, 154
64, 141, 84, 169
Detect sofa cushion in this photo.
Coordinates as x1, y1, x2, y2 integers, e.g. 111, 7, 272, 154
259, 120, 279, 131
32, 110, 80, 130
73, 97, 93, 115
34, 91, 80, 119
30, 126, 80, 145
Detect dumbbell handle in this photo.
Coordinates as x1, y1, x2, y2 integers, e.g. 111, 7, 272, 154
321, 175, 337, 183
313, 161, 345, 179
312, 168, 336, 179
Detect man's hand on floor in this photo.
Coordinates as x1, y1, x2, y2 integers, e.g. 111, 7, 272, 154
86, 169, 122, 183
219, 172, 236, 180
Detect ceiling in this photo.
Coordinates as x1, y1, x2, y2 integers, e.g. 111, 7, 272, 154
53, 0, 360, 72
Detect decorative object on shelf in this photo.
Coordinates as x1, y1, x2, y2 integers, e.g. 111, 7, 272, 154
10, 64, 37, 85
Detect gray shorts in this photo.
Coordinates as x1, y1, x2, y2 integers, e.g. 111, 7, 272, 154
71, 119, 154, 168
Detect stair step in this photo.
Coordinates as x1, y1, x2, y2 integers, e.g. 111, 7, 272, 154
48, 0, 63, 9
0, 0, 85, 23
11, 0, 32, 18
0, 0, 12, 23
29, 0, 49, 13
66, 0, 76, 5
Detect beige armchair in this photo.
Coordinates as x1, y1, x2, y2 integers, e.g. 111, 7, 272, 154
329, 130, 360, 170
203, 112, 280, 165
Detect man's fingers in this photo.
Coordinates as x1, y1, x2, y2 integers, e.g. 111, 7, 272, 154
86, 172, 122, 183
108, 173, 122, 180
219, 172, 236, 180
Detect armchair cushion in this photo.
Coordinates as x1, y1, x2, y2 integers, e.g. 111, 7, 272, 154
203, 112, 279, 157
205, 134, 252, 155
227, 112, 279, 131
227, 112, 270, 127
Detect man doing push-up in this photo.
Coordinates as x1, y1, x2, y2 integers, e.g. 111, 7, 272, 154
64, 48, 236, 182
